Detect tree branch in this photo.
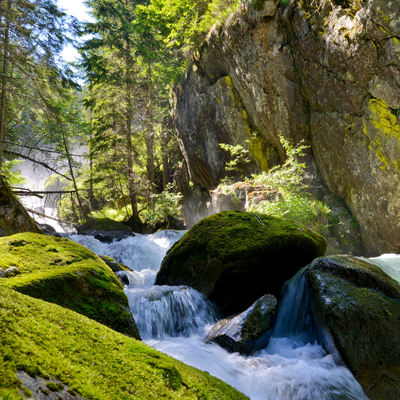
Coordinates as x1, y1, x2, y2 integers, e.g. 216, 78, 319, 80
4, 149, 72, 181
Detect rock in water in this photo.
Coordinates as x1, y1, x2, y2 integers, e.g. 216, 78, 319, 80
76, 217, 133, 240
206, 294, 277, 355
306, 255, 400, 400
0, 233, 140, 339
155, 210, 327, 315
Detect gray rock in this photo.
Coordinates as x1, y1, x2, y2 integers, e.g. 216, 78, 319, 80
306, 255, 400, 400
206, 294, 277, 355
0, 266, 19, 278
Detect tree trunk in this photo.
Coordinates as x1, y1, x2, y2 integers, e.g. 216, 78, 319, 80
0, 0, 12, 169
124, 33, 140, 227
62, 132, 86, 220
146, 63, 155, 199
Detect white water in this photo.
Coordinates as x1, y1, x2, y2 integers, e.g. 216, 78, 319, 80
362, 253, 400, 284
69, 231, 394, 400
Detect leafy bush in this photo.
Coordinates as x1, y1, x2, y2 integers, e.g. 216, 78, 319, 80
248, 136, 331, 233
143, 183, 183, 225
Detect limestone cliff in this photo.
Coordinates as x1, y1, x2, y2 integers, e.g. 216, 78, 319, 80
173, 0, 400, 256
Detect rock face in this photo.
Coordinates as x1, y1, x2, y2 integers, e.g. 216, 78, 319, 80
0, 175, 42, 236
155, 210, 327, 315
173, 0, 400, 256
306, 255, 400, 400
0, 233, 140, 339
206, 294, 277, 355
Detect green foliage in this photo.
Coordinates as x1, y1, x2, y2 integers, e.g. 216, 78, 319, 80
248, 136, 331, 233
143, 183, 183, 225
219, 143, 251, 177
0, 160, 26, 186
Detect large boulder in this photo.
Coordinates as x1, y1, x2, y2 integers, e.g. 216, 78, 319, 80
306, 255, 400, 400
155, 210, 327, 315
0, 285, 248, 400
206, 294, 277, 355
0, 233, 140, 339
0, 175, 42, 236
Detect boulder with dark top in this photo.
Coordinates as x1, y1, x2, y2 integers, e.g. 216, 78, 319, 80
155, 210, 327, 315
206, 294, 277, 355
76, 218, 133, 240
306, 255, 400, 400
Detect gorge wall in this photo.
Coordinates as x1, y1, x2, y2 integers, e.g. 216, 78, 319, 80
173, 0, 400, 256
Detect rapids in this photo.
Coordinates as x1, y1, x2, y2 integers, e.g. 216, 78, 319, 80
70, 231, 389, 400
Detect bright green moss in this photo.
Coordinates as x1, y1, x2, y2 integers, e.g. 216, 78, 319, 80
170, 211, 327, 262
0, 286, 249, 400
0, 233, 139, 338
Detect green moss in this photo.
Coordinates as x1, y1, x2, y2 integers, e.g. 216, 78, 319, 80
0, 233, 139, 338
157, 211, 326, 315
0, 286, 248, 400
170, 211, 326, 262
46, 382, 59, 392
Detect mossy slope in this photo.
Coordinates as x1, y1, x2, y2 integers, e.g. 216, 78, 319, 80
0, 285, 249, 400
306, 255, 400, 400
0, 233, 139, 338
156, 210, 327, 315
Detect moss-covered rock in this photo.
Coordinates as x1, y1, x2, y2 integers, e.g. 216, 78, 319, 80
206, 294, 277, 355
0, 175, 42, 237
306, 255, 400, 400
0, 233, 140, 339
0, 285, 249, 400
76, 218, 132, 240
156, 210, 327, 315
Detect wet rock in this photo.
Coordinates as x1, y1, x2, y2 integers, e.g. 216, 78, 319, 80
100, 255, 131, 272
156, 210, 326, 315
206, 294, 277, 355
306, 255, 400, 400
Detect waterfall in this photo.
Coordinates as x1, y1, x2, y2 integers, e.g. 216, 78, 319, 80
69, 230, 384, 400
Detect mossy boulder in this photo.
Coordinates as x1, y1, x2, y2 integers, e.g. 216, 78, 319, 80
0, 175, 42, 237
0, 285, 249, 400
306, 255, 400, 400
76, 218, 132, 240
155, 211, 327, 315
206, 294, 277, 355
0, 233, 140, 339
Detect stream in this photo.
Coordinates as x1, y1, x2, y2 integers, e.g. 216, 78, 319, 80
70, 231, 400, 400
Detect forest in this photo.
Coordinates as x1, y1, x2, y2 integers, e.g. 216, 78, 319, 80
0, 0, 254, 230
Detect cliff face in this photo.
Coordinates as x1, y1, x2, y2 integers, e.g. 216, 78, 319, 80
173, 0, 400, 256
